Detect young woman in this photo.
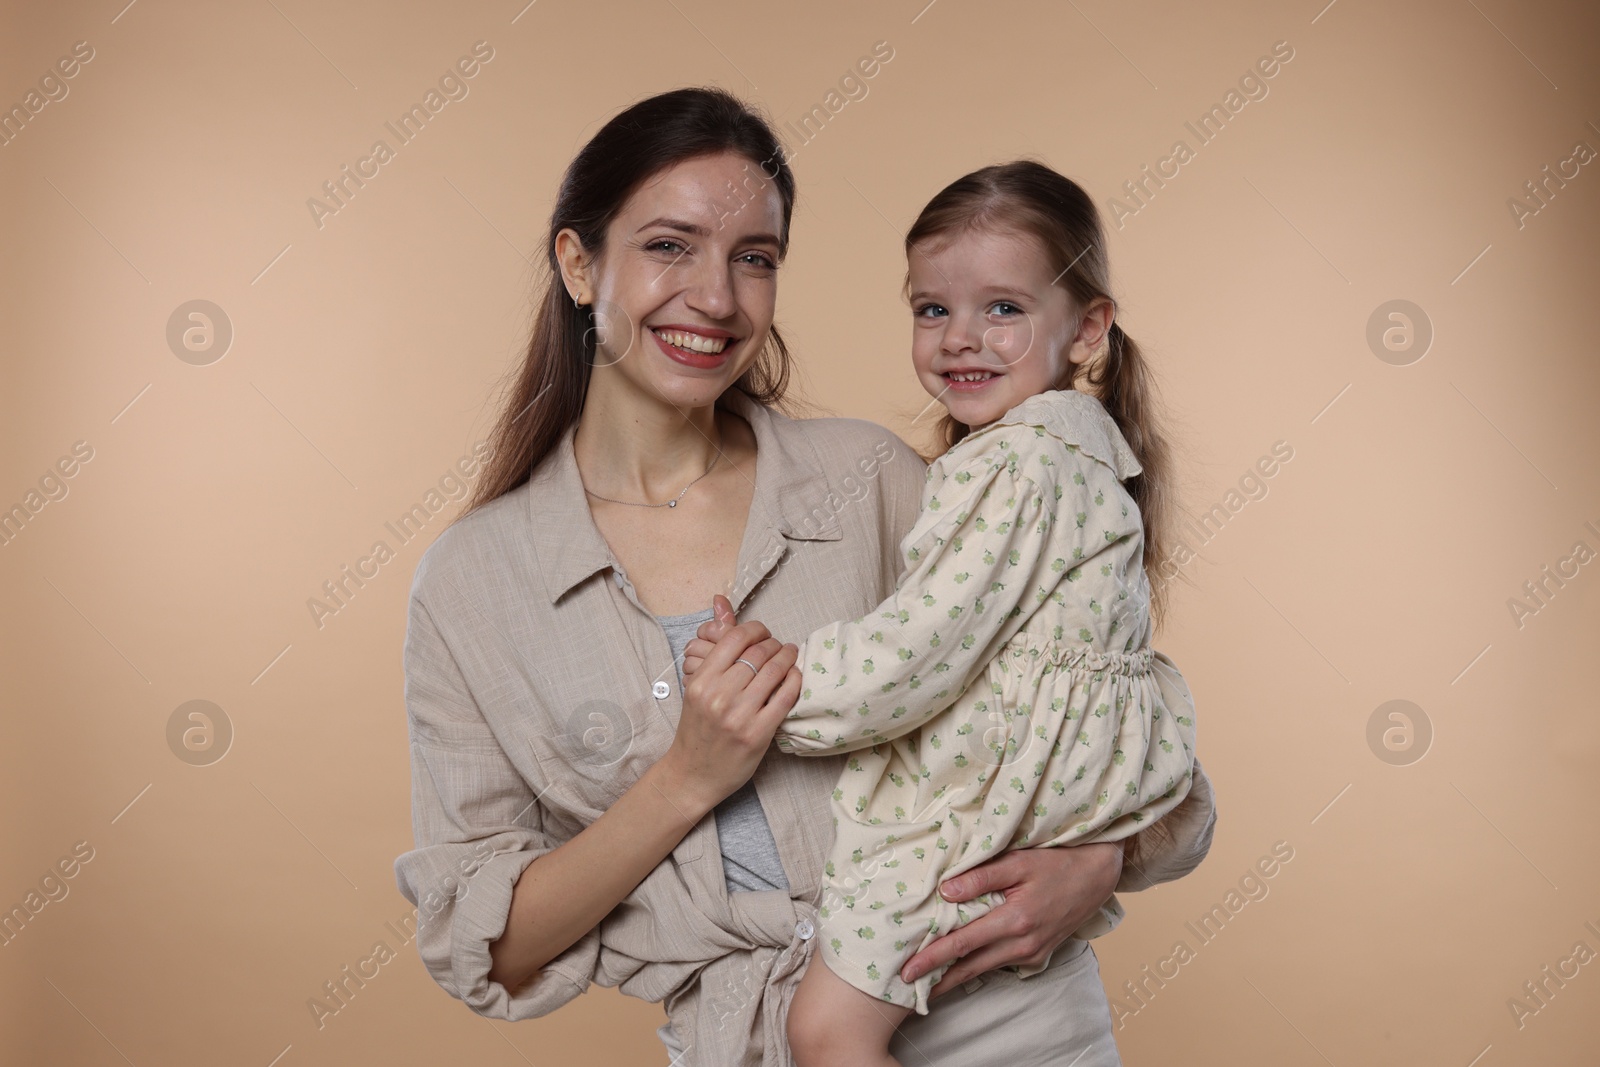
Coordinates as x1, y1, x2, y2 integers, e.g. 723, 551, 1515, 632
393, 88, 1217, 1066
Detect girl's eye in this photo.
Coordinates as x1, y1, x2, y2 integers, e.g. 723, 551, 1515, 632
988, 301, 1023, 316
914, 303, 947, 318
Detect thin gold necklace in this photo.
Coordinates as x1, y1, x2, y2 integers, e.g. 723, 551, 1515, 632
582, 450, 721, 509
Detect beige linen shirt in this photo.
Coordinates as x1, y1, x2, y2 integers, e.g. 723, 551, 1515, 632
393, 388, 1218, 1067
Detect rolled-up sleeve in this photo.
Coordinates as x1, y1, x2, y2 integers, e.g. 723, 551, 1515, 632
393, 593, 598, 1020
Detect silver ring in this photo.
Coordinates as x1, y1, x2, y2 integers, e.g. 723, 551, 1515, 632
735, 658, 759, 676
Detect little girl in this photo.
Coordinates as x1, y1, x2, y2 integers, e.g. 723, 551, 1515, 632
687, 160, 1198, 1067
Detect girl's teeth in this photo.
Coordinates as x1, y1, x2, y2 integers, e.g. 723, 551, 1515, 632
654, 329, 729, 354
949, 371, 995, 382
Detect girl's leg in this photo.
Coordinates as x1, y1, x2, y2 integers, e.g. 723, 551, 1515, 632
787, 954, 913, 1067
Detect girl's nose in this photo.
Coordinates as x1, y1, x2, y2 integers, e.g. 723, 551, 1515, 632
941, 311, 983, 356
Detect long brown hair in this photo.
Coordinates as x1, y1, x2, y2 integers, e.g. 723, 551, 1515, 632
462, 87, 799, 519
905, 160, 1177, 626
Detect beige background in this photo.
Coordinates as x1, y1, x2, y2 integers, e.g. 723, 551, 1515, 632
2, 0, 1597, 1063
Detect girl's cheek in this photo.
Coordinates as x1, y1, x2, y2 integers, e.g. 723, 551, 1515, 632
990, 321, 1036, 368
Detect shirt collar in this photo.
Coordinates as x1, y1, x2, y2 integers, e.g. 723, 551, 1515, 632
527, 389, 842, 605
986, 388, 1144, 479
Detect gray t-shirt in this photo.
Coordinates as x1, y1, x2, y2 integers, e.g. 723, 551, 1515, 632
657, 607, 790, 894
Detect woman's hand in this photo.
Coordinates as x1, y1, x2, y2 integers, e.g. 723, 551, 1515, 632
660, 594, 800, 813
900, 842, 1124, 998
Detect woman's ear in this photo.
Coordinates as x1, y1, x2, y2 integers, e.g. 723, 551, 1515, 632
1067, 296, 1116, 365
554, 228, 592, 306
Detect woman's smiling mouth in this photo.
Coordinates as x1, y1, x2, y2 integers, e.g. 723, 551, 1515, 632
649, 324, 736, 368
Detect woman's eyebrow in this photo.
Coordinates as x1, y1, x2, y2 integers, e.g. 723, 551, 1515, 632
636, 216, 781, 248
638, 216, 712, 237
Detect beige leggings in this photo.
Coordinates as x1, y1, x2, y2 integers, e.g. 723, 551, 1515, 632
657, 937, 1122, 1066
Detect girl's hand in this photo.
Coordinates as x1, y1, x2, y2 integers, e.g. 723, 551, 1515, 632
661, 597, 801, 813
899, 843, 1124, 997
682, 594, 739, 677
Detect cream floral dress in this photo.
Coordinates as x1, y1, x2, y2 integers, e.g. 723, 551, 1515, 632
774, 389, 1198, 1014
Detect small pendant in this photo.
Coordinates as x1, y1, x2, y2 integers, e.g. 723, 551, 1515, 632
667, 500, 676, 507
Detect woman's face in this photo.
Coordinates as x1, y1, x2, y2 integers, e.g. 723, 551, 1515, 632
562, 151, 785, 411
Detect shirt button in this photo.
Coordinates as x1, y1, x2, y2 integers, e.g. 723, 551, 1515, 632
652, 680, 671, 700
794, 919, 814, 941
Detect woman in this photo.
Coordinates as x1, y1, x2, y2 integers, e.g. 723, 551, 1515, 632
393, 87, 1217, 1066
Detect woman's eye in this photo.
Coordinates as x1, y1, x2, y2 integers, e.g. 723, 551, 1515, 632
737, 252, 776, 270
646, 238, 687, 255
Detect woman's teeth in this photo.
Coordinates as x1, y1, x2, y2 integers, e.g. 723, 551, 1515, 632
653, 328, 729, 354
946, 371, 996, 381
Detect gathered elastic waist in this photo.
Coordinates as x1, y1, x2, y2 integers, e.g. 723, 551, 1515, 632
1002, 633, 1155, 676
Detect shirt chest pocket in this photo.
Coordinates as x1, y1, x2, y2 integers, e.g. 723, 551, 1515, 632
526, 698, 681, 822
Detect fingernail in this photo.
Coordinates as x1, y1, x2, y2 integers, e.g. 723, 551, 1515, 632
940, 879, 960, 899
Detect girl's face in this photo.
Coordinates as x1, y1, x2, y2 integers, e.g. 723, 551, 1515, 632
556, 151, 784, 411
907, 226, 1110, 429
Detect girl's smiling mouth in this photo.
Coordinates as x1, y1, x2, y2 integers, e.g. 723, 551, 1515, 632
941, 368, 1001, 391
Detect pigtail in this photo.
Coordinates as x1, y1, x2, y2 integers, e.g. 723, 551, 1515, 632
1086, 321, 1174, 628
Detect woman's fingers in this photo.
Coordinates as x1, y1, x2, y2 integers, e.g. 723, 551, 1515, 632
925, 937, 1033, 1000
720, 640, 795, 702
696, 615, 733, 643
697, 620, 773, 677
725, 619, 772, 648
756, 664, 803, 728
684, 629, 782, 724
749, 643, 798, 701
901, 904, 1020, 996
903, 846, 1099, 999
682, 637, 715, 676
745, 636, 784, 665
685, 632, 770, 676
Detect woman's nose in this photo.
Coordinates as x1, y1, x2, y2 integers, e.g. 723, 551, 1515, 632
685, 260, 736, 320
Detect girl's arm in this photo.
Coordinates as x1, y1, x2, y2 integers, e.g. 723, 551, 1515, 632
771, 437, 1137, 754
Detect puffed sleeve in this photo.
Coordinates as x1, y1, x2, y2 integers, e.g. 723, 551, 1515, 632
776, 434, 1112, 754
392, 593, 598, 1020
1117, 752, 1218, 892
